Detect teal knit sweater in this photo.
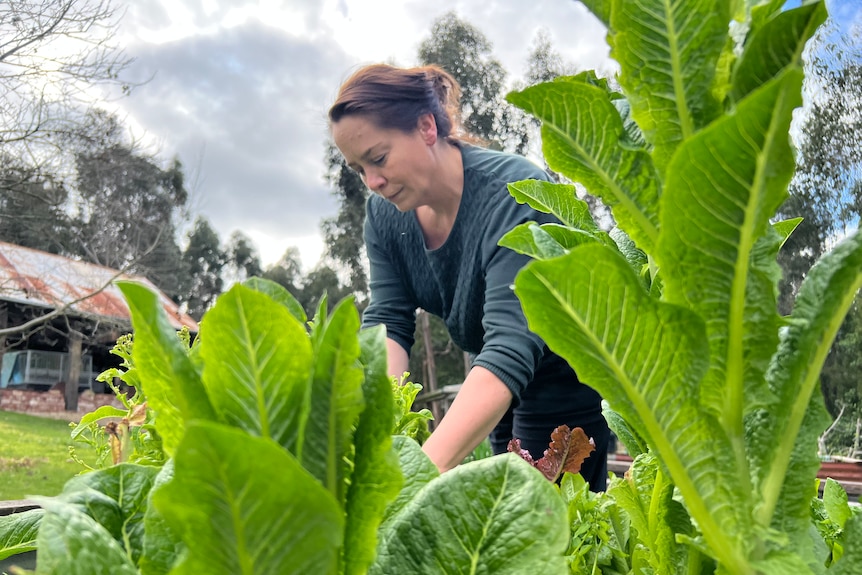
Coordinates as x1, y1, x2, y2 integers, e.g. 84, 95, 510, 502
362, 144, 590, 405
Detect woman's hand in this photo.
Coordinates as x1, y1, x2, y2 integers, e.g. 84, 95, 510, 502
420, 366, 512, 473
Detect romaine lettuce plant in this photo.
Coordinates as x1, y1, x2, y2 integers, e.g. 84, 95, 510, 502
500, 0, 861, 572
0, 279, 570, 574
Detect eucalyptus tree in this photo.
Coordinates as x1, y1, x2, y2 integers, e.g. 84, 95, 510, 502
71, 120, 190, 302
418, 11, 528, 153
777, 18, 862, 311
773, 15, 862, 452
0, 156, 71, 254
180, 217, 227, 320
226, 230, 263, 282
320, 143, 369, 305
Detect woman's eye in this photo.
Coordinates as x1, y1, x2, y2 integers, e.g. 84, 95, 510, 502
373, 155, 386, 165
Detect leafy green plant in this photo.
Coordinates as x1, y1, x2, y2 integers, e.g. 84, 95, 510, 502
390, 373, 433, 443
68, 333, 167, 470
500, 0, 861, 572
0, 278, 569, 574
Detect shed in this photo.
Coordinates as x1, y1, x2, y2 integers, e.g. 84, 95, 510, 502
0, 241, 197, 409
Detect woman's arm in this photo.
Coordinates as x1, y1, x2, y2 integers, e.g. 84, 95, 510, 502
420, 365, 513, 473
386, 337, 410, 383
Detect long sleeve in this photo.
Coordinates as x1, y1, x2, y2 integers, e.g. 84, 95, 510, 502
360, 196, 418, 354
469, 186, 558, 404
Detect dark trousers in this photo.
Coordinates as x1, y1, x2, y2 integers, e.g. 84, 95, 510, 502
488, 378, 609, 492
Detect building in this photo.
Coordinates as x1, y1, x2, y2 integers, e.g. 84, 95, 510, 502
0, 241, 197, 412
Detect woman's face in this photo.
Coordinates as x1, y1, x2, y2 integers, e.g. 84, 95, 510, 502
331, 114, 437, 212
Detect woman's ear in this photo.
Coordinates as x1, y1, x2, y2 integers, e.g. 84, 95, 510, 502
417, 113, 438, 146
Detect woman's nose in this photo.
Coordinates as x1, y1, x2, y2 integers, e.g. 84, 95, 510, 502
365, 170, 386, 192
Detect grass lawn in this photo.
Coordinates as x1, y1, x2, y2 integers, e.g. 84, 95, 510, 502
0, 410, 84, 501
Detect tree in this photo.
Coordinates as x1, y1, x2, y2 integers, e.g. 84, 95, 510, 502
71, 135, 190, 302
1, 2, 133, 264
262, 246, 304, 298
775, 16, 862, 453
778, 18, 862, 311
0, 156, 71, 254
418, 11, 528, 152
261, 246, 353, 317
180, 217, 226, 320
225, 231, 263, 283
819, 294, 862, 455
525, 28, 579, 86
320, 142, 369, 305
299, 265, 354, 313
0, 1, 130, 154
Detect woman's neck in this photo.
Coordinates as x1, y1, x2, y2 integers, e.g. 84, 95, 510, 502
416, 141, 464, 250
425, 140, 464, 216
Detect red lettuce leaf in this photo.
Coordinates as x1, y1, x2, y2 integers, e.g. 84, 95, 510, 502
507, 425, 595, 482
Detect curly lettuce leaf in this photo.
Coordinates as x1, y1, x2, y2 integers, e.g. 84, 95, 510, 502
509, 425, 595, 483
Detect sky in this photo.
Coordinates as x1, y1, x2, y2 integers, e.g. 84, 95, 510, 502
104, 0, 860, 270
104, 0, 612, 269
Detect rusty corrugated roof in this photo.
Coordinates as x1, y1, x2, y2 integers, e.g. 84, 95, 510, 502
0, 241, 198, 331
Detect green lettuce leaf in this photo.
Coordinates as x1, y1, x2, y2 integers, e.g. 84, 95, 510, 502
243, 276, 308, 324
378, 436, 439, 534
578, 0, 610, 27
56, 463, 160, 565
507, 78, 660, 252
139, 461, 183, 575
0, 508, 43, 561
608, 453, 691, 574
506, 180, 601, 231
610, 0, 729, 169
656, 69, 802, 428
731, 1, 827, 102
757, 230, 862, 529
773, 217, 804, 249
602, 400, 648, 459
198, 284, 313, 455
823, 479, 853, 530
302, 297, 365, 500
371, 454, 569, 575
391, 381, 433, 442
154, 421, 343, 575
33, 497, 138, 575
499, 222, 569, 259
514, 246, 752, 570
342, 326, 403, 575
118, 281, 215, 456
832, 513, 862, 575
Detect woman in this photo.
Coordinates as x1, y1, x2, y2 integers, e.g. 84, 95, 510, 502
329, 63, 609, 490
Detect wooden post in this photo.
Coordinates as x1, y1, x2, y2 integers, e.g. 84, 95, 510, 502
853, 417, 862, 458
419, 310, 443, 425
65, 331, 83, 411
0, 303, 6, 378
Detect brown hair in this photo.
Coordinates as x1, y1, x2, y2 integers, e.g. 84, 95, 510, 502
328, 64, 466, 140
